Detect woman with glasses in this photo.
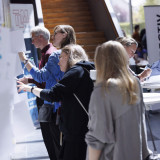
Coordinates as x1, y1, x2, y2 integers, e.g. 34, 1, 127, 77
18, 25, 76, 160
116, 37, 151, 81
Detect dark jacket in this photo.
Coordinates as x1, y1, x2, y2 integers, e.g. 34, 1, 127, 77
40, 61, 95, 141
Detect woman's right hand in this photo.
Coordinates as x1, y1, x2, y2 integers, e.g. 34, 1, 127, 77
18, 77, 29, 84
17, 81, 31, 93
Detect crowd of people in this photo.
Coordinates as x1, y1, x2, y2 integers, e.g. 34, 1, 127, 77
16, 25, 153, 160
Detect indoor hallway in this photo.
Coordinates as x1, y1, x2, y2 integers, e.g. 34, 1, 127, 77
11, 129, 49, 160
10, 109, 160, 160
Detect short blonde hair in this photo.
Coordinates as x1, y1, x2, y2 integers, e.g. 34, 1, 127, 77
116, 36, 138, 47
95, 41, 139, 105
62, 44, 88, 69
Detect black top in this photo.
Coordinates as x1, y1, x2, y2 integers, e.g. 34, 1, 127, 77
40, 61, 94, 141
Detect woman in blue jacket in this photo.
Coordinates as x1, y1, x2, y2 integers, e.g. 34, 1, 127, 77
18, 25, 76, 160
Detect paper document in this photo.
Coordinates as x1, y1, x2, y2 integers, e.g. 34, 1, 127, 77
10, 30, 26, 53
142, 75, 160, 85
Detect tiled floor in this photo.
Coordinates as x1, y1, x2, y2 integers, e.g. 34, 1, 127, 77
10, 110, 160, 160
11, 129, 49, 160
146, 109, 160, 154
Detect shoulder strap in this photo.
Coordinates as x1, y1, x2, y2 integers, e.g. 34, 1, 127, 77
73, 63, 94, 117
73, 93, 89, 117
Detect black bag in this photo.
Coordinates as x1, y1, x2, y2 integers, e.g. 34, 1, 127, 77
38, 104, 53, 122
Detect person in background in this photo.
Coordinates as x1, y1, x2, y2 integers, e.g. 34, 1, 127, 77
140, 28, 147, 50
18, 26, 58, 160
85, 41, 152, 160
116, 37, 151, 81
28, 26, 57, 107
17, 44, 95, 160
135, 42, 147, 60
18, 25, 76, 160
132, 24, 141, 42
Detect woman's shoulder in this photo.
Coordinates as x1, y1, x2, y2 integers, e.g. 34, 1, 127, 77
93, 81, 117, 93
47, 50, 62, 63
94, 80, 118, 88
50, 49, 62, 57
68, 65, 83, 73
67, 64, 89, 76
63, 65, 83, 79
94, 80, 127, 95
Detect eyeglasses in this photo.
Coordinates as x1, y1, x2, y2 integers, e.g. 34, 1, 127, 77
31, 35, 39, 41
50, 31, 64, 40
54, 29, 67, 35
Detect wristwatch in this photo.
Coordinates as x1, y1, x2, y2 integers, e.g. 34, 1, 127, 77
31, 86, 36, 93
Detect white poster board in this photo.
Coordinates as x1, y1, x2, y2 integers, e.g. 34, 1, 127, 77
0, 0, 4, 24
0, 27, 16, 160
0, 26, 30, 159
144, 6, 160, 64
10, 4, 35, 38
10, 4, 39, 130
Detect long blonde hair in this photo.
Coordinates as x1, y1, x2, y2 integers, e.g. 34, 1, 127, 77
95, 41, 139, 105
53, 25, 76, 48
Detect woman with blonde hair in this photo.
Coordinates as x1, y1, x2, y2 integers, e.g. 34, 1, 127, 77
116, 36, 151, 81
17, 44, 95, 160
85, 41, 151, 160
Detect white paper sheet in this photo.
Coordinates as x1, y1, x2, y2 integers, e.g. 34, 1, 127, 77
144, 75, 160, 84
10, 4, 35, 38
0, 0, 4, 24
0, 27, 11, 54
0, 26, 26, 159
10, 30, 26, 53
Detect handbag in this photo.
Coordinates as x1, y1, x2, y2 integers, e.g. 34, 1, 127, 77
38, 104, 53, 122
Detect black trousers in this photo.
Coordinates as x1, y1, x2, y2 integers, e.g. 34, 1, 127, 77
38, 107, 61, 160
59, 139, 87, 160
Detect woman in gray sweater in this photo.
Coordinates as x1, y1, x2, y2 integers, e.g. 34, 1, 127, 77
85, 41, 151, 160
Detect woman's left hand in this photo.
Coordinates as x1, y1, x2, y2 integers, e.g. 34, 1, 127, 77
18, 52, 27, 62
17, 81, 31, 93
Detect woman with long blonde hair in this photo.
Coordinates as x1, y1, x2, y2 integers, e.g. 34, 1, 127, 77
85, 41, 151, 160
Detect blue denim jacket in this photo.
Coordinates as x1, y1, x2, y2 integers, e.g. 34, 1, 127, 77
30, 49, 64, 111
146, 60, 160, 77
